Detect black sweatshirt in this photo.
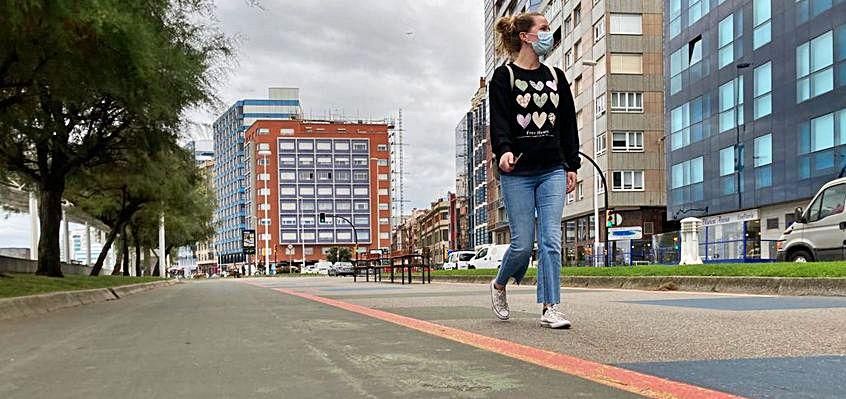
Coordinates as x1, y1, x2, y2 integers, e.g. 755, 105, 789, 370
489, 62, 581, 175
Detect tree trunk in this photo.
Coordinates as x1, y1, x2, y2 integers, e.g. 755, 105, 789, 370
122, 225, 130, 276
111, 234, 123, 275
134, 241, 141, 277
35, 181, 65, 277
90, 224, 121, 276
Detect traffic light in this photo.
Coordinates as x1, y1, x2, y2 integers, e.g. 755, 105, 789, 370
319, 212, 326, 223
606, 210, 615, 228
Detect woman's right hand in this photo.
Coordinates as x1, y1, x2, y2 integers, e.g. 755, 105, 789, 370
499, 152, 516, 173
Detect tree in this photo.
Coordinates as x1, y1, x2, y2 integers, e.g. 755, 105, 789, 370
0, 0, 229, 276
326, 247, 352, 263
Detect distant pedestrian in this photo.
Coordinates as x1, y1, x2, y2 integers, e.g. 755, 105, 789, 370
488, 12, 580, 329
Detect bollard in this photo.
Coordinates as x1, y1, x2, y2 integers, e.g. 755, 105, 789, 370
679, 217, 704, 265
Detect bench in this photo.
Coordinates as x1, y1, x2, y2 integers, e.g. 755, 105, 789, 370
353, 254, 432, 284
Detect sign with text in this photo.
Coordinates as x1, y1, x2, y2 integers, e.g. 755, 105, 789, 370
242, 230, 256, 254
608, 226, 643, 241
702, 209, 759, 227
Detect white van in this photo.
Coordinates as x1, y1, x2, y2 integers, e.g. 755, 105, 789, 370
442, 251, 476, 270
314, 261, 334, 275
777, 177, 846, 262
467, 244, 511, 269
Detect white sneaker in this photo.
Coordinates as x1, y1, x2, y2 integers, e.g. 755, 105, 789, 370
540, 304, 571, 329
490, 279, 509, 320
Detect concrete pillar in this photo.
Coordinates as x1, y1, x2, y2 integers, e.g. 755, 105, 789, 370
29, 192, 38, 260
679, 217, 704, 265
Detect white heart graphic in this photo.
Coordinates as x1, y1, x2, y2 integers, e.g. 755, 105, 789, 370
548, 113, 556, 126
516, 93, 531, 108
515, 79, 529, 92
517, 113, 531, 129
530, 81, 545, 91
550, 92, 560, 107
546, 81, 557, 91
533, 92, 549, 108
532, 112, 547, 129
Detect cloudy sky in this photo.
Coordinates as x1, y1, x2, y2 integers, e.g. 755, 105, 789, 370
193, 0, 485, 210
2, 1, 485, 248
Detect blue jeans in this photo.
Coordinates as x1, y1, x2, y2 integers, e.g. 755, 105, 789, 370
494, 168, 566, 304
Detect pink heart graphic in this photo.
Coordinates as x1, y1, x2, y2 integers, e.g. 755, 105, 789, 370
546, 81, 557, 91
517, 113, 531, 129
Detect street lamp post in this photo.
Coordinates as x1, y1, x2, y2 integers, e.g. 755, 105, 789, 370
258, 145, 272, 275
581, 59, 603, 267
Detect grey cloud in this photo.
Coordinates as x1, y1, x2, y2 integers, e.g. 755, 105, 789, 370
192, 0, 483, 210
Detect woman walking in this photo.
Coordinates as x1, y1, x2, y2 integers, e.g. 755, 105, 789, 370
488, 12, 580, 329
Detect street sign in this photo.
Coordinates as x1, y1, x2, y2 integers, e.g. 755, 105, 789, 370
242, 230, 256, 254
287, 244, 294, 250
608, 226, 642, 240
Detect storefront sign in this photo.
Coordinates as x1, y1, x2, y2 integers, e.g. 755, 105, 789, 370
608, 226, 643, 240
242, 230, 256, 254
702, 209, 759, 227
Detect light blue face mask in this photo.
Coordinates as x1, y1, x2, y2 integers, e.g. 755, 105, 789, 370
529, 31, 554, 56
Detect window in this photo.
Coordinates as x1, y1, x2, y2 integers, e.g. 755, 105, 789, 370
378, 188, 388, 196
573, 4, 581, 27
378, 203, 389, 211
335, 156, 350, 166
299, 156, 313, 165
353, 187, 368, 196
281, 232, 297, 241
718, 13, 741, 69
336, 186, 351, 196
612, 171, 644, 191
377, 159, 388, 166
593, 18, 605, 42
610, 54, 642, 74
279, 156, 295, 166
595, 94, 606, 116
577, 181, 584, 200
719, 77, 744, 132
796, 0, 835, 24
574, 75, 583, 95
280, 201, 296, 211
671, 157, 704, 189
379, 218, 390, 225
719, 146, 739, 195
352, 141, 368, 151
594, 55, 606, 80
279, 141, 295, 150
336, 201, 351, 211
567, 189, 575, 203
354, 202, 369, 211
318, 231, 333, 241
317, 171, 332, 181
335, 141, 349, 151
669, 0, 681, 38
610, 92, 643, 112
564, 15, 572, 35
300, 187, 314, 196
688, 0, 707, 26
754, 134, 773, 187
335, 170, 350, 181
753, 0, 771, 49
336, 231, 352, 240
300, 201, 315, 211
378, 173, 388, 180
281, 217, 297, 226
753, 62, 772, 119
670, 96, 708, 150
316, 141, 332, 150
766, 218, 779, 230
807, 184, 846, 222
298, 171, 314, 181
609, 14, 642, 35
565, 49, 573, 68
796, 31, 833, 103
298, 141, 314, 151
318, 201, 333, 211
353, 171, 368, 181
612, 131, 644, 152
595, 132, 607, 155
576, 110, 584, 130
574, 40, 582, 60
279, 187, 295, 196
317, 187, 332, 195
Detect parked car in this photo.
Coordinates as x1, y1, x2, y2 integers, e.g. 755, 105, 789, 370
315, 261, 334, 275
442, 251, 476, 270
467, 244, 508, 269
302, 264, 317, 274
275, 264, 300, 274
777, 177, 846, 262
332, 261, 355, 276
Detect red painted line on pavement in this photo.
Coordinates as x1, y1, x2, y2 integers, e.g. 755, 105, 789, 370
267, 286, 745, 399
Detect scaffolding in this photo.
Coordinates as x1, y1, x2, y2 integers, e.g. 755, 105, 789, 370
390, 109, 409, 229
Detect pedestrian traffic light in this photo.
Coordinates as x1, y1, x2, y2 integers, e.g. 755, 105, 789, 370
319, 212, 326, 223
606, 210, 615, 228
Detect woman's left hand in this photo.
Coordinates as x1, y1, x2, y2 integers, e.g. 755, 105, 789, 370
566, 171, 577, 194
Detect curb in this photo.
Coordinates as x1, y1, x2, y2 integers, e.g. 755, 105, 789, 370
0, 279, 179, 321
433, 275, 846, 296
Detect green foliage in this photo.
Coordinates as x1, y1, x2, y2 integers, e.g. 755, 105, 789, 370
326, 247, 353, 263
0, 0, 230, 276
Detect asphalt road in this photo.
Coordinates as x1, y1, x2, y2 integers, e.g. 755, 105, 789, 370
1, 277, 844, 398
